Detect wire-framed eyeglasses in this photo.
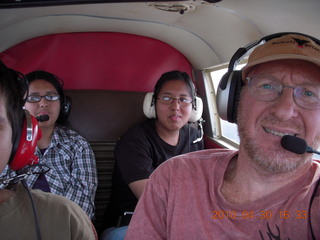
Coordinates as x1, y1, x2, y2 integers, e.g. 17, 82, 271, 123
246, 75, 320, 110
157, 96, 193, 107
26, 94, 60, 103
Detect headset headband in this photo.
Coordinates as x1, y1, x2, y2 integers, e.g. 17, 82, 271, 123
217, 32, 320, 123
229, 32, 320, 72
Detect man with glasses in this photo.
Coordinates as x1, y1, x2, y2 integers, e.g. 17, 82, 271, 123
245, 75, 320, 110
100, 70, 204, 240
126, 33, 320, 239
0, 70, 98, 220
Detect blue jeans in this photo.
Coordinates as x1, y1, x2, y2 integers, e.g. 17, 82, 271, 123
100, 226, 128, 240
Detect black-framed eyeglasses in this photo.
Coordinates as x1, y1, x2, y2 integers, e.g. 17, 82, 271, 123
246, 75, 320, 110
26, 94, 60, 103
157, 96, 193, 107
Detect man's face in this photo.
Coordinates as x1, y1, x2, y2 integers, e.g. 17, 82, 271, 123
0, 96, 13, 172
237, 60, 320, 173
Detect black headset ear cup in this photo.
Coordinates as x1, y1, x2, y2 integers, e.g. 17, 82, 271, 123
216, 70, 243, 123
58, 96, 72, 124
62, 96, 72, 119
230, 71, 243, 123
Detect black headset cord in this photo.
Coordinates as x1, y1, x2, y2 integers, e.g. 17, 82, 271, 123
21, 179, 42, 240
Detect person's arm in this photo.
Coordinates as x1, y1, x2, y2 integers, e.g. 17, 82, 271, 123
125, 168, 168, 240
128, 179, 148, 199
65, 139, 98, 219
67, 142, 98, 218
116, 123, 156, 198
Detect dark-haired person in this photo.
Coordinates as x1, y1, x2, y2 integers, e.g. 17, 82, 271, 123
100, 70, 204, 240
0, 61, 97, 239
1, 70, 98, 219
126, 33, 320, 239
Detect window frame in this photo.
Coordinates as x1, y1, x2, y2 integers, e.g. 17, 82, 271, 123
205, 62, 248, 150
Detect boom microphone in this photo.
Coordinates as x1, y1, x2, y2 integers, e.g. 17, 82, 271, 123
281, 135, 320, 155
193, 118, 204, 144
36, 115, 49, 122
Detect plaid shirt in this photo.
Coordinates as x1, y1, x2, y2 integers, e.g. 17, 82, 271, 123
1, 125, 98, 219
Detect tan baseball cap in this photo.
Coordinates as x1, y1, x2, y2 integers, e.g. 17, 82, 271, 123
242, 33, 320, 79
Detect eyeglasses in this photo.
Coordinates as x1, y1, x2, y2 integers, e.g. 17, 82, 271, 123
246, 75, 320, 110
26, 94, 60, 103
157, 96, 193, 107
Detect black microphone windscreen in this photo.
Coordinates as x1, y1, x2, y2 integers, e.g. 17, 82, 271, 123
36, 115, 49, 122
281, 135, 307, 154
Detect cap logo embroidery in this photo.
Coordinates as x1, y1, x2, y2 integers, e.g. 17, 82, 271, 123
271, 37, 319, 53
292, 37, 309, 48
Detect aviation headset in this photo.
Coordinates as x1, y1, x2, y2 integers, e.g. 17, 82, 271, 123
0, 62, 42, 171
216, 32, 320, 124
143, 70, 203, 122
26, 70, 72, 125
10, 109, 42, 171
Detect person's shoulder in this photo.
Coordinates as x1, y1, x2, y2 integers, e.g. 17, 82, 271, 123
127, 119, 153, 133
182, 122, 201, 139
313, 159, 320, 166
155, 149, 237, 173
55, 125, 81, 136
32, 188, 81, 208
30, 190, 97, 239
312, 159, 320, 176
192, 148, 237, 156
25, 188, 85, 218
31, 190, 89, 223
118, 119, 154, 141
147, 149, 237, 188
185, 122, 198, 131
54, 125, 89, 143
174, 148, 237, 163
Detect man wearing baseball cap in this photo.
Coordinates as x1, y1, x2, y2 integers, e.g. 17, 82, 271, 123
125, 33, 320, 239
